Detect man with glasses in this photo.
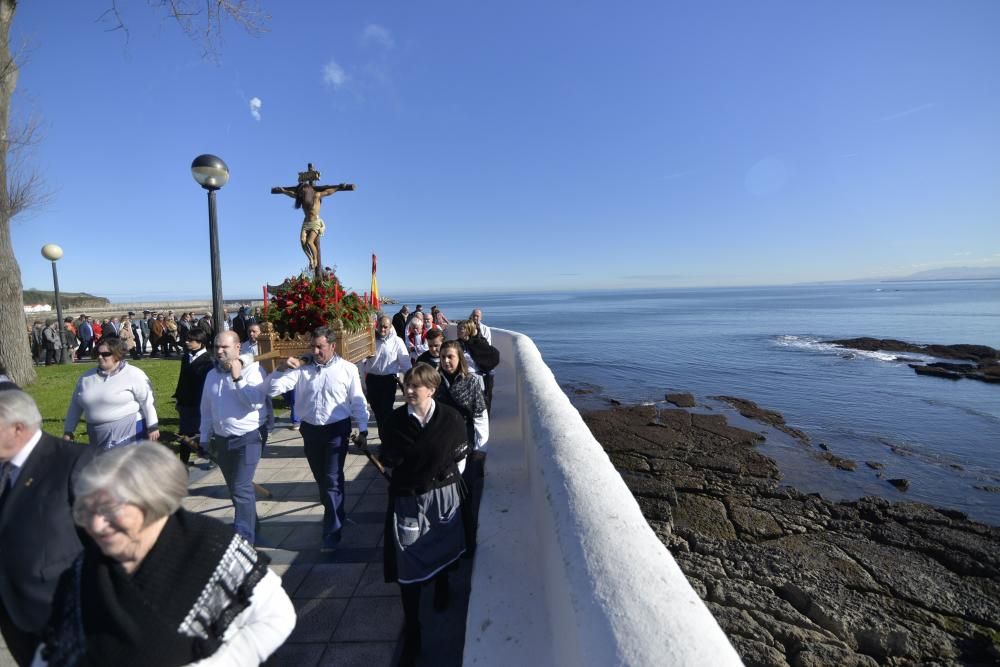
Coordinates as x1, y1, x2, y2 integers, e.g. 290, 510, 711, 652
268, 327, 369, 550
0, 390, 92, 665
362, 315, 412, 436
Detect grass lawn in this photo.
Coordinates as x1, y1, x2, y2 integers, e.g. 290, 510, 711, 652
25, 359, 291, 443
25, 359, 184, 439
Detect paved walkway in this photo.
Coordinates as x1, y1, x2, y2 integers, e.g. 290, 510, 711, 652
197, 422, 471, 667
0, 422, 471, 667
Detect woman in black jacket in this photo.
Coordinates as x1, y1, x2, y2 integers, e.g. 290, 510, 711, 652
380, 363, 468, 667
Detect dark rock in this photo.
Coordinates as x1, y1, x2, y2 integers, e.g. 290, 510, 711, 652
830, 337, 1000, 384
583, 398, 1000, 667
887, 478, 910, 491
817, 443, 829, 451
665, 392, 696, 408
711, 395, 811, 444
818, 452, 857, 471
911, 364, 962, 380
608, 398, 621, 406
865, 461, 885, 470
974, 485, 1000, 493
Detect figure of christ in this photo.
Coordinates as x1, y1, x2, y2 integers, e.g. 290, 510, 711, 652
271, 165, 355, 275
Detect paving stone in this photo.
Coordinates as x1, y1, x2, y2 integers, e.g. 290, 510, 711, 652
352, 495, 390, 514
289, 597, 348, 643
296, 562, 366, 598
344, 478, 373, 495
317, 641, 397, 667
282, 522, 326, 548
353, 563, 399, 598
332, 597, 404, 642
264, 641, 325, 667
339, 522, 383, 549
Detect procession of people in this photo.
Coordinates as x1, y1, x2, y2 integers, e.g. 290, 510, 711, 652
4, 302, 500, 666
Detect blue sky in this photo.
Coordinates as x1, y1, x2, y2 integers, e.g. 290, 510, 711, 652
10, 1, 1000, 300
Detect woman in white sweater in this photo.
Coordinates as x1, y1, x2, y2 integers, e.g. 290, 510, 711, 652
63, 337, 160, 450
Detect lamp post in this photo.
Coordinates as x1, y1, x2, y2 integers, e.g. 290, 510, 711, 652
40, 243, 69, 364
190, 154, 230, 334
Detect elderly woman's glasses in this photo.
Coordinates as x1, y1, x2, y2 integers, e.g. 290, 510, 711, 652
73, 501, 126, 525
98, 351, 115, 358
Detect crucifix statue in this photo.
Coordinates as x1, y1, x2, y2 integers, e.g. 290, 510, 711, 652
271, 163, 355, 278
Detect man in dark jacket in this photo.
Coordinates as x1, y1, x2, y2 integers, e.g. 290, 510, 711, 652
172, 328, 215, 465
76, 316, 94, 358
29, 322, 44, 365
231, 306, 255, 343
138, 310, 151, 356
392, 305, 409, 339
0, 390, 92, 665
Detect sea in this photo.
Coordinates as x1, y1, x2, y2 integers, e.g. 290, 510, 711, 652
412, 281, 1000, 526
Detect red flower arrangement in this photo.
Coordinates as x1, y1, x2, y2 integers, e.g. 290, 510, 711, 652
264, 271, 376, 335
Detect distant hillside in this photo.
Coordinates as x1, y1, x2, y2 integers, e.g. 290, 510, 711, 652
889, 266, 1000, 282
22, 288, 111, 309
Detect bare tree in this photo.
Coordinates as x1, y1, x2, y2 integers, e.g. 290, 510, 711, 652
0, 0, 268, 386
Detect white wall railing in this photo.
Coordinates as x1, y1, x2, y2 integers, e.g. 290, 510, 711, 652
464, 329, 742, 666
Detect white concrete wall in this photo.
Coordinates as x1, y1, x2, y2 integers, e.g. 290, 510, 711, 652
464, 329, 742, 666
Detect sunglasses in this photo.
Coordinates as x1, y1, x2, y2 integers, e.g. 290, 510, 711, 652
98, 351, 115, 358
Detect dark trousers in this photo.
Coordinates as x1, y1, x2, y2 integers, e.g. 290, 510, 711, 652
78, 338, 93, 358
461, 452, 486, 556
365, 373, 398, 433
301, 418, 351, 539
213, 430, 262, 544
0, 596, 39, 666
44, 347, 59, 366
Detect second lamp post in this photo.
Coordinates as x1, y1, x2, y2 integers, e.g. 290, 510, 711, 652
190, 154, 230, 333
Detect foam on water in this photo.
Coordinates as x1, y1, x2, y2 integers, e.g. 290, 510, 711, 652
772, 334, 933, 364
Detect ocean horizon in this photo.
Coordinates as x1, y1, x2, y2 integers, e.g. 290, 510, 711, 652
417, 280, 1000, 526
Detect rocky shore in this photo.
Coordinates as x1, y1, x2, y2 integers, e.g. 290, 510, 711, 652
584, 396, 1000, 666
829, 337, 1000, 384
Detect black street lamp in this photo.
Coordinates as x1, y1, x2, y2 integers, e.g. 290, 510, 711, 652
190, 154, 230, 333
41, 243, 70, 364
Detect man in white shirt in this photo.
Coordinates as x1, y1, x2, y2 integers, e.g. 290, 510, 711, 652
239, 324, 274, 442
471, 308, 492, 345
268, 326, 369, 550
362, 316, 411, 436
240, 323, 262, 357
200, 331, 267, 545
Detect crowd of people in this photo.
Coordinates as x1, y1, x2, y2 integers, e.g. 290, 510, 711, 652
1, 303, 500, 666
26, 307, 265, 366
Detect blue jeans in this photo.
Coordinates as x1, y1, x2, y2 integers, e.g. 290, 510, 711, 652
213, 430, 262, 544
301, 418, 351, 539
285, 390, 300, 424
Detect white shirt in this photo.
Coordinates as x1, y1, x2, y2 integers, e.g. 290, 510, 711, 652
363, 333, 412, 375
267, 356, 369, 429
199, 363, 267, 443
63, 363, 158, 432
477, 322, 492, 345
406, 400, 436, 428
240, 340, 259, 357
7, 429, 43, 485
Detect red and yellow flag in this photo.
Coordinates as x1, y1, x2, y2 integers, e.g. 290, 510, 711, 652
370, 253, 381, 310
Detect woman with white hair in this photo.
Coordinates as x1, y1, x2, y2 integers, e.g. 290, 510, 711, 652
34, 443, 295, 666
